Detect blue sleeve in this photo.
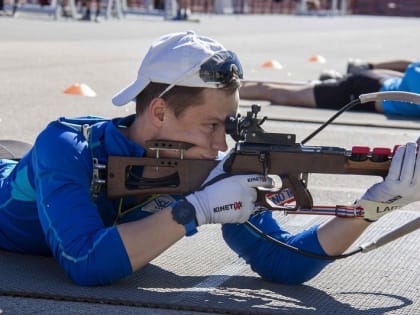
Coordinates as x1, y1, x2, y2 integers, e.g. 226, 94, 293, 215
222, 211, 332, 285
380, 61, 420, 116
32, 122, 132, 286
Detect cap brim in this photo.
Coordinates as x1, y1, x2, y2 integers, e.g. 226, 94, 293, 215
112, 77, 149, 106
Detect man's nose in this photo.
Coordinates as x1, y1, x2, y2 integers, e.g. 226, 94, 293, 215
212, 130, 228, 152
212, 128, 228, 152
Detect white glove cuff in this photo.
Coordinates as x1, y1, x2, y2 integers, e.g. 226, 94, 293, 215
355, 199, 402, 222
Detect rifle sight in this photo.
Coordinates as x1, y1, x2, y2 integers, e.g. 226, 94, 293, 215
225, 104, 296, 146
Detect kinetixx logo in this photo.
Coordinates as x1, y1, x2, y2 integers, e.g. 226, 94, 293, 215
213, 201, 242, 213
247, 175, 267, 183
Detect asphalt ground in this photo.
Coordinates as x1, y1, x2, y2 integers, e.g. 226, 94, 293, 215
0, 10, 419, 315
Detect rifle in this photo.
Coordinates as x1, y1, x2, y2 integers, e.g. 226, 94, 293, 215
106, 91, 420, 218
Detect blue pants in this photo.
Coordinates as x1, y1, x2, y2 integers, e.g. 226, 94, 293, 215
222, 211, 332, 285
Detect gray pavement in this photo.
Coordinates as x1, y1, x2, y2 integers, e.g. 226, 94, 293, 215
0, 11, 419, 315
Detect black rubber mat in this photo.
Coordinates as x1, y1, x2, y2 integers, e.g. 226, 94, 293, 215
0, 208, 418, 315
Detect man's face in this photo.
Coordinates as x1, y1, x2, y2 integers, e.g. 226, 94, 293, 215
157, 88, 239, 160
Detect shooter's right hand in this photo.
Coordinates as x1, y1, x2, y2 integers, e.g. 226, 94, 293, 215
186, 174, 273, 225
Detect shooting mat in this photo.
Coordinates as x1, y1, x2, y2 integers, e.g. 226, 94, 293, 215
0, 207, 418, 315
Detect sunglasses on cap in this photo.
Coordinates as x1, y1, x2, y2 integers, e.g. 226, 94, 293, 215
159, 50, 244, 98
199, 50, 243, 84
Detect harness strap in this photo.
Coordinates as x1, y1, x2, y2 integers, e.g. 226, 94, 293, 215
59, 120, 106, 199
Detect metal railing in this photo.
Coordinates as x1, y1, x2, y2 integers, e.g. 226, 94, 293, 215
1, 0, 349, 19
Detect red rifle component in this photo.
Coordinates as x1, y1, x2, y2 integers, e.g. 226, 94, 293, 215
371, 147, 392, 162
350, 146, 370, 161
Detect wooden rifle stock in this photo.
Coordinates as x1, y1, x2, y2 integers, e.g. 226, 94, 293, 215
106, 143, 391, 211
107, 156, 217, 198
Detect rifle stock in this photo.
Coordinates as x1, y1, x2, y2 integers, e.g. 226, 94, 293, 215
107, 156, 217, 198
107, 141, 390, 211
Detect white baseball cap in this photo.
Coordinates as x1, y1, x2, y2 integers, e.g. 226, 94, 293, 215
112, 31, 243, 106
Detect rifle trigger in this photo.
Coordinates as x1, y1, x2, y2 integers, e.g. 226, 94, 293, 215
301, 173, 309, 187
259, 152, 269, 177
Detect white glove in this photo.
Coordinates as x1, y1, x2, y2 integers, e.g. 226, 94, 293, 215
186, 174, 273, 225
357, 141, 420, 221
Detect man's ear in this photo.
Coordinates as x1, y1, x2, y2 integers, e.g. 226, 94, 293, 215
148, 97, 167, 126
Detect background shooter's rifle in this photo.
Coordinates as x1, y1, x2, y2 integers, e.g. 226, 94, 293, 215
106, 91, 420, 259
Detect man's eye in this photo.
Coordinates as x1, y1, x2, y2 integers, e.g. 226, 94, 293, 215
208, 123, 218, 130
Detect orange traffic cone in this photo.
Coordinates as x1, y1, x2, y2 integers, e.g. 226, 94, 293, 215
261, 60, 283, 69
63, 83, 96, 97
308, 55, 326, 63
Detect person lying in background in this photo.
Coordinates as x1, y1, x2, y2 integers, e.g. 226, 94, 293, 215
240, 59, 420, 117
